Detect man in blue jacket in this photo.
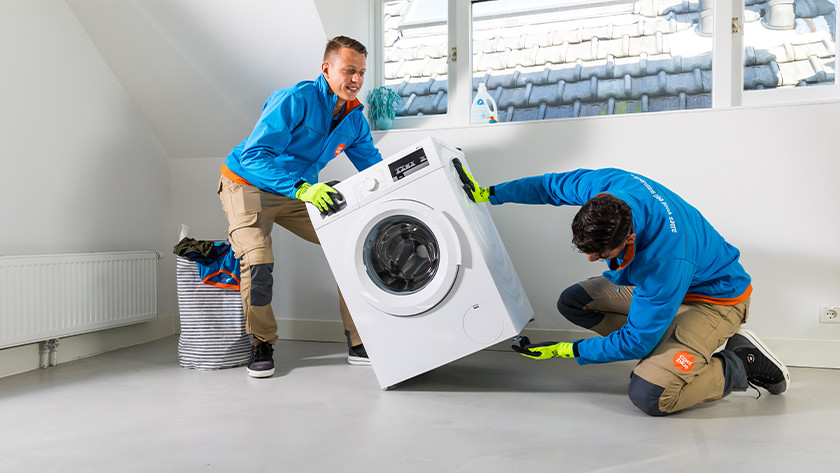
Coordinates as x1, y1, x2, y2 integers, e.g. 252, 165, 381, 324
218, 36, 382, 378
454, 164, 789, 415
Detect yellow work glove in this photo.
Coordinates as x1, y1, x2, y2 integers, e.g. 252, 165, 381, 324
295, 180, 345, 216
512, 336, 575, 359
452, 158, 490, 203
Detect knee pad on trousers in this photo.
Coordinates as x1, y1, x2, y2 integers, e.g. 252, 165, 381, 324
250, 263, 274, 307
628, 374, 667, 417
556, 284, 601, 329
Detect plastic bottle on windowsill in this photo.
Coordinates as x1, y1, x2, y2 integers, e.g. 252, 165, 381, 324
470, 83, 498, 124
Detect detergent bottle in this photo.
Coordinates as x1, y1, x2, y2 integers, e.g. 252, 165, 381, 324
470, 83, 498, 124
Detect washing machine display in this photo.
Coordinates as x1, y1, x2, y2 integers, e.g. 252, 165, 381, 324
363, 215, 439, 295
388, 147, 428, 181
309, 137, 533, 389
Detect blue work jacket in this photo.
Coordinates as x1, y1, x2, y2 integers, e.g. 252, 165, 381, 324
491, 168, 752, 364
222, 74, 381, 197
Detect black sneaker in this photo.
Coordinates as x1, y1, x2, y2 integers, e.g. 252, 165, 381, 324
725, 328, 789, 394
348, 343, 371, 366
344, 329, 371, 366
246, 342, 275, 378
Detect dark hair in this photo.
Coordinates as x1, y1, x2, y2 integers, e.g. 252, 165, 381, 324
571, 194, 633, 256
324, 35, 368, 61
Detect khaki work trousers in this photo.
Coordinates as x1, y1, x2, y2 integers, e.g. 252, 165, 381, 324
575, 276, 749, 415
217, 175, 361, 346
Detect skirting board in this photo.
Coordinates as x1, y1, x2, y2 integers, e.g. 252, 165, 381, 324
0, 315, 177, 379
276, 319, 840, 370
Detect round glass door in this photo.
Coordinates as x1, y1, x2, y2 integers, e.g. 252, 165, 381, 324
350, 199, 461, 317
363, 216, 439, 295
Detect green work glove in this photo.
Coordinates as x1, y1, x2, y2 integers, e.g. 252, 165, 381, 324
295, 181, 345, 216
512, 336, 575, 359
452, 158, 490, 203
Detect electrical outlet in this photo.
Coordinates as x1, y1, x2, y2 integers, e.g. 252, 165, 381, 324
819, 305, 840, 324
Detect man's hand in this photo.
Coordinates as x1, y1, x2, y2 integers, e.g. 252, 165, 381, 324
512, 336, 575, 359
452, 158, 490, 203
295, 181, 345, 216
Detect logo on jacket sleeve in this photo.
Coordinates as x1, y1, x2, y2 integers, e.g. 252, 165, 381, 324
673, 351, 695, 372
335, 143, 346, 157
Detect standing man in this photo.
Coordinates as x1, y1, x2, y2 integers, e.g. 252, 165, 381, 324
219, 36, 382, 378
454, 163, 790, 416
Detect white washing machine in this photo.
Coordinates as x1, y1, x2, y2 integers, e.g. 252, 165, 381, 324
308, 136, 533, 389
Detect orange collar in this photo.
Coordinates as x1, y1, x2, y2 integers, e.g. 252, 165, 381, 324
610, 242, 635, 271
335, 98, 362, 122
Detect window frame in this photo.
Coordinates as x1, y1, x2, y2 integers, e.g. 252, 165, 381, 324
733, 0, 840, 107
374, 0, 840, 130
374, 0, 460, 130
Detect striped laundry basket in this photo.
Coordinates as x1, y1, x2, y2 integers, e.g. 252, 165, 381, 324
176, 256, 250, 369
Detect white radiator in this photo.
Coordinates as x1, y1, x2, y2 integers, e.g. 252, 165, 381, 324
0, 251, 158, 349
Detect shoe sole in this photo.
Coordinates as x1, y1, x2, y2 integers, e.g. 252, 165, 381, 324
737, 328, 790, 394
246, 367, 275, 378
348, 356, 371, 366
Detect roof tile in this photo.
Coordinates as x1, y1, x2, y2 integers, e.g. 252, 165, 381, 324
498, 84, 532, 109
596, 76, 628, 100
524, 32, 554, 49
401, 79, 431, 96
794, 0, 837, 18
476, 51, 507, 72
507, 48, 539, 68
404, 94, 441, 115
793, 40, 835, 60
528, 82, 562, 106
429, 78, 447, 95
745, 63, 782, 88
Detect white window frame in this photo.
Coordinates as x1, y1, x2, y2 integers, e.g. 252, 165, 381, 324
373, 0, 461, 130
374, 0, 840, 130
722, 0, 840, 108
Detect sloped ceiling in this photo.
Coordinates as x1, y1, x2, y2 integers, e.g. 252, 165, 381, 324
67, 0, 326, 159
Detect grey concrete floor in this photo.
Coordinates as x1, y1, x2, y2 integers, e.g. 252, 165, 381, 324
1, 336, 839, 472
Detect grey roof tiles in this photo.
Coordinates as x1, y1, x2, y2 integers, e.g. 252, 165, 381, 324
382, 0, 836, 121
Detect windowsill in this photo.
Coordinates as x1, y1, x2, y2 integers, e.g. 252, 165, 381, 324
370, 95, 840, 136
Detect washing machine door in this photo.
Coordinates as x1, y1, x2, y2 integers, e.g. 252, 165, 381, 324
351, 199, 461, 316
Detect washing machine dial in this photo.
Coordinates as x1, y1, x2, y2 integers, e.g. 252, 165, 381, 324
364, 177, 379, 192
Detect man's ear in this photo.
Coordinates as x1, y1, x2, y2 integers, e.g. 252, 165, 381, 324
626, 232, 636, 245
321, 61, 330, 77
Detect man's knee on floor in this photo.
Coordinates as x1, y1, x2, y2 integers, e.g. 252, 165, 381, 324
557, 284, 599, 328
628, 374, 668, 417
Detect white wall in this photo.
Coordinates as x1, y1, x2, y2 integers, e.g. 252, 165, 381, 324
0, 1, 176, 375
66, 0, 327, 160
1, 1, 172, 256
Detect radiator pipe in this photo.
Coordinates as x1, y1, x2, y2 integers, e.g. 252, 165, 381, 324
39, 339, 59, 368
39, 342, 49, 368
49, 339, 59, 366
